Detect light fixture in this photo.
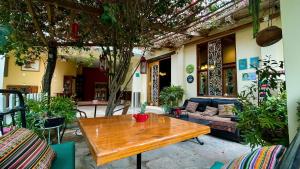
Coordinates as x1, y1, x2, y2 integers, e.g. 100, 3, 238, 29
208, 61, 216, 70
159, 72, 166, 76
140, 56, 147, 74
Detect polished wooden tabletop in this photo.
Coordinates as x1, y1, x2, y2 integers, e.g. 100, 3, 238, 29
77, 100, 108, 106
78, 113, 210, 166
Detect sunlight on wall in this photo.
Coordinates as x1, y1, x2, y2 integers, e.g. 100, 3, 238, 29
3, 53, 77, 96
280, 0, 300, 141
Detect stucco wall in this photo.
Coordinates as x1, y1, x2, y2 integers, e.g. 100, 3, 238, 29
3, 54, 77, 96
144, 17, 283, 103
280, 0, 300, 141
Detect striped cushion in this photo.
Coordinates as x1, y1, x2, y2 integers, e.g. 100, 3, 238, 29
0, 128, 56, 169
223, 145, 286, 169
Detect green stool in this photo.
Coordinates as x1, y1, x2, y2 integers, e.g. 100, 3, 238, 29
210, 161, 225, 169
50, 142, 75, 169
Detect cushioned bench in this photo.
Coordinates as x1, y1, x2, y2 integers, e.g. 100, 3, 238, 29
210, 130, 300, 169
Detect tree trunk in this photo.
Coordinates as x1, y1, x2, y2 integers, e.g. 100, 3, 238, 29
105, 50, 132, 116
42, 42, 57, 100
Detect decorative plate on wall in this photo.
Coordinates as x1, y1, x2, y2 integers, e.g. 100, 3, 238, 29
186, 64, 195, 74
187, 75, 194, 83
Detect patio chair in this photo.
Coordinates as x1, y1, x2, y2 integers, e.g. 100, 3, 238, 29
0, 89, 75, 169
113, 101, 131, 115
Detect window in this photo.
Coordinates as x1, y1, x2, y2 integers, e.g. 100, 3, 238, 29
197, 34, 237, 97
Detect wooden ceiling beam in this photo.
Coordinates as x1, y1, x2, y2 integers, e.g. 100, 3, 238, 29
40, 0, 103, 16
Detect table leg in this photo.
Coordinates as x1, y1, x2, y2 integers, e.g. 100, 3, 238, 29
137, 153, 141, 169
48, 129, 51, 144
57, 126, 60, 144
195, 137, 204, 145
94, 105, 97, 118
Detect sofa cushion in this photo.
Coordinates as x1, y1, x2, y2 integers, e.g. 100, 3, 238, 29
211, 99, 240, 109
223, 145, 286, 169
0, 128, 56, 169
218, 104, 235, 116
203, 106, 218, 116
190, 98, 212, 112
185, 101, 199, 113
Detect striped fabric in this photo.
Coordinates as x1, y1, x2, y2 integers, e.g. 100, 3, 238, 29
223, 145, 286, 169
0, 128, 56, 169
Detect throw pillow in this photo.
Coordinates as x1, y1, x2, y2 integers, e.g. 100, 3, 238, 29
185, 101, 199, 113
202, 106, 218, 116
223, 145, 286, 169
218, 104, 235, 116
0, 128, 56, 169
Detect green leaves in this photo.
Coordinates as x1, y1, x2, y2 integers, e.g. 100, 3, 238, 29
236, 56, 288, 149
159, 85, 184, 112
100, 3, 118, 26
248, 0, 261, 38
0, 24, 12, 47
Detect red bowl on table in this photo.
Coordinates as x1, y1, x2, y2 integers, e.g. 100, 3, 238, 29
133, 113, 149, 122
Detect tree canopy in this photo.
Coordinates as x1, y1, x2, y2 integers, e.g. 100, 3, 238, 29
0, 0, 262, 115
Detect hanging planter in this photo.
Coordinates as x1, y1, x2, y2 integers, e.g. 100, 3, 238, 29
256, 26, 282, 47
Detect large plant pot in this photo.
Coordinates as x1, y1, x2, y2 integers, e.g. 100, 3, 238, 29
44, 117, 65, 128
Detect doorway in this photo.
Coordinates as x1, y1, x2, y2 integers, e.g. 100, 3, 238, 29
147, 57, 171, 106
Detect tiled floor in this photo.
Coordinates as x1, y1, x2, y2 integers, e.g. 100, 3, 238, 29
69, 106, 251, 169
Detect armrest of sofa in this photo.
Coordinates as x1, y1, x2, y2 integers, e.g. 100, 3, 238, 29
230, 116, 239, 122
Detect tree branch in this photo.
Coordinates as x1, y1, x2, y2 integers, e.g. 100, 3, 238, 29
40, 0, 103, 16
25, 0, 48, 46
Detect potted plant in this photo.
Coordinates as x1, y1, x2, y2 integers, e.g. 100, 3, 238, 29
133, 102, 149, 122
17, 95, 76, 137
159, 85, 184, 113
235, 57, 288, 148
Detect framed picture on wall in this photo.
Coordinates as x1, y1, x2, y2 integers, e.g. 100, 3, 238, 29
238, 58, 247, 70
21, 60, 40, 72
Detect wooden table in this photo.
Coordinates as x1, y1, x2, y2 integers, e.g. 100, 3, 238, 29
77, 101, 108, 118
78, 113, 210, 169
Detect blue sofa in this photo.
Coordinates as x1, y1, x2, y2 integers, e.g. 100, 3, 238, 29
179, 97, 242, 142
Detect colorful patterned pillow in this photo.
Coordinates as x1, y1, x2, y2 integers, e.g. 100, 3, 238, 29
202, 106, 218, 116
0, 128, 56, 169
223, 145, 286, 169
185, 101, 199, 113
218, 104, 235, 116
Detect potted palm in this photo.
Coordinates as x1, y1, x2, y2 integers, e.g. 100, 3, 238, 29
159, 85, 184, 113
17, 95, 76, 136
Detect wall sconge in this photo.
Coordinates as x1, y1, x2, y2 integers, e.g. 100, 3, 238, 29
159, 72, 167, 76
208, 61, 216, 70
140, 56, 147, 74
200, 64, 208, 70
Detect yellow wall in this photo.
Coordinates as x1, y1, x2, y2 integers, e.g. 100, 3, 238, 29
3, 54, 77, 96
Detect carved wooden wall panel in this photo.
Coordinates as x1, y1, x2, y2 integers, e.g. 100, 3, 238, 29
151, 64, 159, 105
208, 39, 223, 96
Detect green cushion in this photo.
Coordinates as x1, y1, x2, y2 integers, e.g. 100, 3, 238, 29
210, 161, 224, 169
50, 142, 75, 169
